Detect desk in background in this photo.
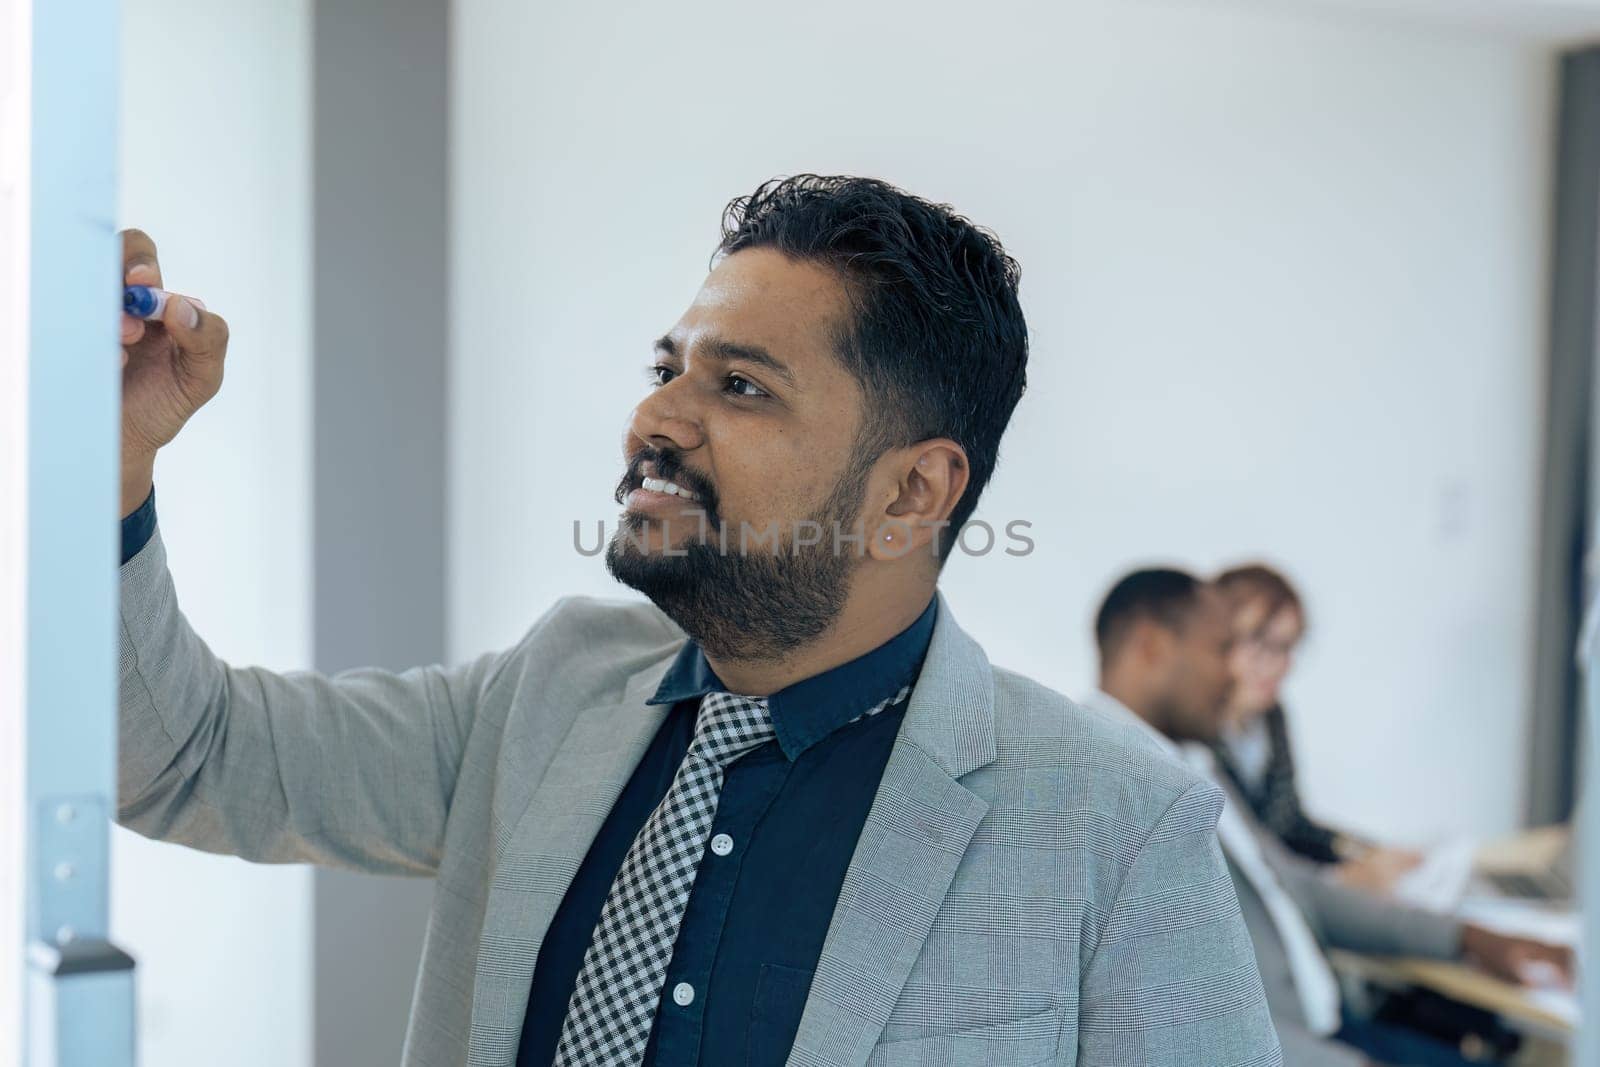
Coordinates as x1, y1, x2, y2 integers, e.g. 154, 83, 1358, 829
1331, 950, 1573, 1064
1331, 827, 1580, 1066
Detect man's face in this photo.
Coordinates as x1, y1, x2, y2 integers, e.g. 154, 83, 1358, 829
605, 248, 880, 660
1153, 590, 1237, 744
612, 247, 869, 548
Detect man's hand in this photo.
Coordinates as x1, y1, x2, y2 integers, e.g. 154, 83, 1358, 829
119, 229, 229, 516
1460, 923, 1575, 988
1332, 847, 1424, 893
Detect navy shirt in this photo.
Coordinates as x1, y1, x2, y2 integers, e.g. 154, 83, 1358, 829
121, 486, 158, 564
121, 489, 936, 1067
517, 598, 937, 1067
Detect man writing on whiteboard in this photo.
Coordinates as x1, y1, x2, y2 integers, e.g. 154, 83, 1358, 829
114, 175, 1281, 1065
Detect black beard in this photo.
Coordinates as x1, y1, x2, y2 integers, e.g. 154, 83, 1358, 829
604, 457, 871, 663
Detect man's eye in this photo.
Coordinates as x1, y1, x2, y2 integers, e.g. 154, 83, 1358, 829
726, 374, 768, 398
649, 364, 676, 386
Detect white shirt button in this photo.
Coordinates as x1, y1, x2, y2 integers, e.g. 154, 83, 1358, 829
710, 833, 734, 857
672, 981, 695, 1006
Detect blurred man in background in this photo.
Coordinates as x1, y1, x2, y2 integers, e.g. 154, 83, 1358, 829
1083, 568, 1573, 1067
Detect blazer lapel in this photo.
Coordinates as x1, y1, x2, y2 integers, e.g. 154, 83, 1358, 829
465, 646, 680, 1066
787, 594, 998, 1067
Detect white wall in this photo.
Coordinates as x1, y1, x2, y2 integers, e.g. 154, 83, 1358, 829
0, 0, 30, 1058
451, 0, 1551, 843
115, 2, 312, 1065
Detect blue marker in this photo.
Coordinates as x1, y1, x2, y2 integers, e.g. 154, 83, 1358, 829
123, 284, 173, 320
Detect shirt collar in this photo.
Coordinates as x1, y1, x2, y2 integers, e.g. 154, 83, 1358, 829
649, 596, 939, 761
1080, 689, 1185, 761
1082, 690, 1224, 777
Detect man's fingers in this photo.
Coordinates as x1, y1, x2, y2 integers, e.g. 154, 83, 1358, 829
120, 313, 145, 345
159, 294, 229, 360
120, 228, 163, 287
1544, 944, 1576, 981
1510, 942, 1576, 987
1515, 958, 1568, 988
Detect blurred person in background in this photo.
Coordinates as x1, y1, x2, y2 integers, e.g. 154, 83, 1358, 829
1083, 568, 1572, 1067
1213, 563, 1423, 893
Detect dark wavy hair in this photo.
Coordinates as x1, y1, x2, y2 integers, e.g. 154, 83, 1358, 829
716, 175, 1028, 558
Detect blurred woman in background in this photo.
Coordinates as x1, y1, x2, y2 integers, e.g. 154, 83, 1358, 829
1212, 563, 1422, 892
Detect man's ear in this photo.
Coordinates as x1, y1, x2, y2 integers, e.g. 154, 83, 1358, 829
1133, 621, 1175, 670
866, 438, 970, 562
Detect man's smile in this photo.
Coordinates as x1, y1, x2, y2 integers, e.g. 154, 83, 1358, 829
619, 454, 717, 522
638, 476, 700, 502
623, 480, 707, 516
623, 468, 709, 520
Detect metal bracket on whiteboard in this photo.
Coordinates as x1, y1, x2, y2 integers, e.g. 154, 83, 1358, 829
25, 794, 137, 1067
26, 938, 136, 1067
31, 794, 110, 946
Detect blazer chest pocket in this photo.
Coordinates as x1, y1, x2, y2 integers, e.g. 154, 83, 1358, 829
863, 1007, 1063, 1067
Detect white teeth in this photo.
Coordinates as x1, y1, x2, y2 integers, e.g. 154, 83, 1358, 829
640, 476, 698, 501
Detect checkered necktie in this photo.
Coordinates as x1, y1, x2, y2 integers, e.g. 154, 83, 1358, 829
553, 683, 912, 1065
552, 690, 777, 1066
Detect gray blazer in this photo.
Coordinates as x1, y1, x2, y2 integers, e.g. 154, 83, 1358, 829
1213, 777, 1462, 1067
116, 526, 1282, 1067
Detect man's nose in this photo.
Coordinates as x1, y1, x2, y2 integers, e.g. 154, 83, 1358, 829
628, 379, 706, 454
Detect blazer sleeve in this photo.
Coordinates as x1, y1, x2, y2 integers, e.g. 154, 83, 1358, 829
1077, 780, 1284, 1066
115, 524, 535, 875
1266, 833, 1463, 960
